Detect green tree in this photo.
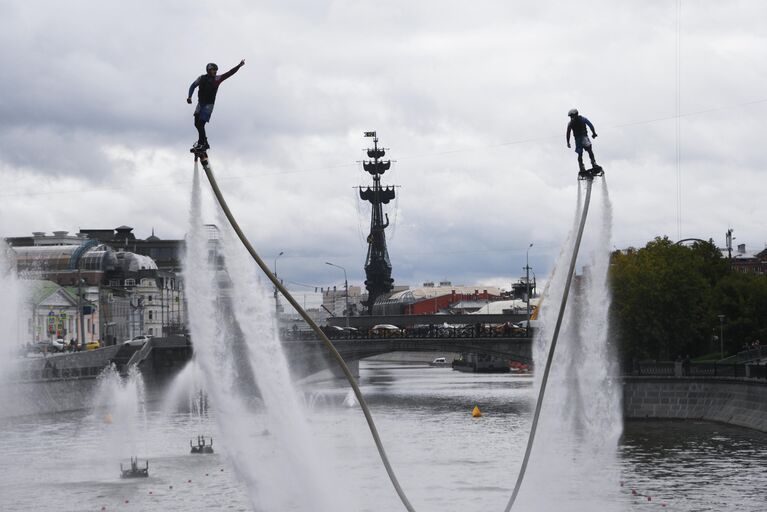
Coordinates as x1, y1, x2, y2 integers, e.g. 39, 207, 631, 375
610, 237, 722, 361
711, 272, 767, 353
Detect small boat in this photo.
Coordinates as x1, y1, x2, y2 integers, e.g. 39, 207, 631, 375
120, 457, 149, 478
452, 353, 510, 373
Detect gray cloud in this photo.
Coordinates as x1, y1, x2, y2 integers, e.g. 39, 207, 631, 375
1, 0, 766, 291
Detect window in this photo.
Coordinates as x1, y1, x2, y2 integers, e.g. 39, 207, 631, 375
148, 310, 153, 321
125, 279, 135, 286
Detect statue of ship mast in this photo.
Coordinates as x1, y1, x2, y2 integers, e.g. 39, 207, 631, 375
359, 131, 395, 314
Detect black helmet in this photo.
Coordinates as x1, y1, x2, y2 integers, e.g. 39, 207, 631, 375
568, 108, 578, 117
206, 63, 218, 73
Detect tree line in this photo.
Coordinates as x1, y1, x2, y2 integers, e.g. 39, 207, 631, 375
609, 237, 767, 362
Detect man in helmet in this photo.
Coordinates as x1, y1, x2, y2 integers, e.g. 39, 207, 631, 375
187, 59, 245, 151
566, 108, 599, 173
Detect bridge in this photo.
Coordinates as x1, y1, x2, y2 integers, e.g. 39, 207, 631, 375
281, 327, 534, 378
324, 313, 529, 329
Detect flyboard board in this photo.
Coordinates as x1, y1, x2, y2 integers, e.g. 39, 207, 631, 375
578, 165, 604, 180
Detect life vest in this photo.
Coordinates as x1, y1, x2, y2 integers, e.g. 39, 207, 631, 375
197, 74, 220, 105
569, 116, 588, 138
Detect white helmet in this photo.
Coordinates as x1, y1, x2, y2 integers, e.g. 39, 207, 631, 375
568, 108, 578, 117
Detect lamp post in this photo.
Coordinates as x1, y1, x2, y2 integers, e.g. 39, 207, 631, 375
325, 262, 349, 328
524, 243, 533, 336
717, 314, 725, 359
78, 274, 86, 350
274, 251, 284, 317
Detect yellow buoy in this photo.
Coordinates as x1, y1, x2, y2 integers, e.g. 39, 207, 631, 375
472, 405, 482, 418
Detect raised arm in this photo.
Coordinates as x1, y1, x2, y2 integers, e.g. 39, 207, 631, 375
219, 59, 245, 82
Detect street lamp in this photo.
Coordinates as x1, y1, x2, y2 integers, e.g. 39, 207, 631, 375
78, 275, 86, 350
325, 261, 349, 328
717, 314, 725, 359
274, 251, 284, 316
525, 243, 533, 336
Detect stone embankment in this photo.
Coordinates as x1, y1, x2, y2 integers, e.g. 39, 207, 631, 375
623, 377, 767, 432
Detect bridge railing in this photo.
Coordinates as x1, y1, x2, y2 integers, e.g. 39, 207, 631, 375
281, 324, 531, 342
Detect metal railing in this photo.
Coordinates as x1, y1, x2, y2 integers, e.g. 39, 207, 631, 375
627, 360, 767, 380
282, 324, 531, 341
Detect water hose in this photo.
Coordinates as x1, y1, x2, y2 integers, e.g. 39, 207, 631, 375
200, 162, 416, 512
505, 178, 594, 511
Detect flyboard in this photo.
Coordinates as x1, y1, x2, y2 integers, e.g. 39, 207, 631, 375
190, 146, 210, 170
578, 165, 604, 180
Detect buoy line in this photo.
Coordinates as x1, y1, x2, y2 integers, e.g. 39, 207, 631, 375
200, 161, 416, 512
505, 177, 595, 511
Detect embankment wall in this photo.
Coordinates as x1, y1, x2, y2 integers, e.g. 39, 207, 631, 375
623, 377, 767, 432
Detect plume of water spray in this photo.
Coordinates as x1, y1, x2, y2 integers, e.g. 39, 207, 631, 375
532, 184, 584, 378
214, 187, 340, 511
91, 365, 148, 464
518, 180, 624, 511
184, 164, 347, 511
161, 360, 208, 420
343, 389, 359, 408
183, 165, 268, 509
0, 239, 22, 383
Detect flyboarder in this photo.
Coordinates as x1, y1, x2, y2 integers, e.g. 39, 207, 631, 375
566, 108, 601, 175
187, 59, 245, 152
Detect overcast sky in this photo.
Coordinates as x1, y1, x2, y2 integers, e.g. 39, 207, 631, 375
1, 0, 765, 296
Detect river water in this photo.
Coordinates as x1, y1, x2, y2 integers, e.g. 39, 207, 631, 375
0, 361, 765, 512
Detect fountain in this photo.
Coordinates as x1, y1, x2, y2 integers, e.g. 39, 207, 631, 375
91, 364, 148, 464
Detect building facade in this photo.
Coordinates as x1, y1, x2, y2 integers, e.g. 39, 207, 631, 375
7, 228, 185, 345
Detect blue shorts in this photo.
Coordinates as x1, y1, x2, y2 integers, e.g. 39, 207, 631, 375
194, 103, 214, 123
574, 135, 592, 154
